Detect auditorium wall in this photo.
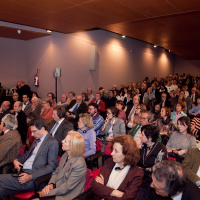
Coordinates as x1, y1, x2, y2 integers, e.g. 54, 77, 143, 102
26, 30, 175, 100
0, 37, 27, 88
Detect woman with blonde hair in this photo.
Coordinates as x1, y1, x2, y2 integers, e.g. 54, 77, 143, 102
40, 98, 53, 125
37, 131, 87, 200
77, 113, 96, 157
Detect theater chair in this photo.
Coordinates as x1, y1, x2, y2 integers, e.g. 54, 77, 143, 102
86, 139, 102, 171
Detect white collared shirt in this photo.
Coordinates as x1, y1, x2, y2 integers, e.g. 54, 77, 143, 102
22, 102, 29, 111
4, 129, 10, 135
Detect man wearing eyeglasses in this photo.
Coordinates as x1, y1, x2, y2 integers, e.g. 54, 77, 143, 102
147, 160, 200, 200
66, 94, 87, 130
0, 118, 59, 199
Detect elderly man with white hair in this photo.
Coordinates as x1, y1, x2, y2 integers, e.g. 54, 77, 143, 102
0, 114, 22, 173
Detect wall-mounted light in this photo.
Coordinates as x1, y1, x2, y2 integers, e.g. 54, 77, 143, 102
122, 35, 125, 38
154, 45, 157, 48
46, 30, 52, 33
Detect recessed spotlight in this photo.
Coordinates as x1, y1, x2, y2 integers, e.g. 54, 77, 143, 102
154, 45, 157, 48
169, 50, 170, 52
122, 35, 125, 38
17, 30, 21, 34
46, 30, 52, 33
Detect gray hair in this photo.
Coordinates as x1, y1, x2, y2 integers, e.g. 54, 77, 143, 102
2, 114, 18, 130
142, 111, 153, 122
31, 97, 39, 102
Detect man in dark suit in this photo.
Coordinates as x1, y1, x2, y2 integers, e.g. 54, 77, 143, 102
22, 94, 32, 116
104, 90, 117, 109
0, 101, 10, 122
190, 87, 199, 105
13, 101, 27, 144
66, 94, 87, 130
147, 160, 200, 200
48, 106, 73, 156
9, 92, 19, 111
159, 93, 171, 108
17, 81, 31, 101
0, 114, 22, 174
0, 118, 59, 199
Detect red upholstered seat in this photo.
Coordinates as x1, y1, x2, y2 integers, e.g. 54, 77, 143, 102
92, 167, 102, 178
13, 191, 35, 199
84, 168, 94, 191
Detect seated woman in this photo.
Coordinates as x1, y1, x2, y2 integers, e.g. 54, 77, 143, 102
155, 106, 176, 137
100, 107, 125, 141
171, 102, 187, 125
138, 125, 167, 190
40, 99, 53, 125
36, 131, 87, 200
91, 135, 144, 200
66, 91, 76, 105
166, 116, 196, 162
115, 100, 126, 122
47, 92, 57, 107
127, 104, 147, 129
77, 113, 96, 157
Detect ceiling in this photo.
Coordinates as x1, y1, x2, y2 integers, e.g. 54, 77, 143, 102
0, 0, 200, 59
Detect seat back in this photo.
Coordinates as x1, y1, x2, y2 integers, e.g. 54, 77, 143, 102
57, 156, 61, 167
92, 167, 102, 178
84, 168, 94, 191
104, 142, 111, 156
96, 139, 102, 151
168, 157, 176, 161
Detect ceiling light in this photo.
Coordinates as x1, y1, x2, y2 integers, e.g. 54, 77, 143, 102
46, 30, 52, 33
169, 50, 170, 52
17, 30, 21, 34
154, 45, 157, 48
122, 35, 125, 38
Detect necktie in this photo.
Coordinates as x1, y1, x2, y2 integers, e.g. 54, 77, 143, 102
50, 122, 59, 135
128, 106, 136, 122
95, 101, 98, 104
27, 139, 40, 159
72, 104, 78, 113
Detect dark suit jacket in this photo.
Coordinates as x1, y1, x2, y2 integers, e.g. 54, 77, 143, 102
147, 179, 200, 200
159, 99, 171, 108
190, 93, 199, 104
0, 109, 10, 122
15, 110, 27, 141
104, 97, 117, 109
65, 100, 87, 130
126, 104, 136, 120
17, 84, 31, 101
23, 102, 32, 116
91, 158, 144, 200
45, 153, 87, 200
48, 119, 74, 155
0, 130, 22, 173
17, 133, 59, 180
28, 103, 42, 120
90, 100, 105, 113
123, 97, 133, 106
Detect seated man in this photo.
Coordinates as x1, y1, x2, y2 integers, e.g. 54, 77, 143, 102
66, 94, 87, 130
87, 88, 95, 103
0, 118, 59, 199
90, 92, 105, 114
0, 114, 22, 174
56, 93, 68, 108
48, 106, 73, 156
104, 90, 117, 109
159, 92, 171, 108
22, 94, 32, 116
148, 160, 200, 200
88, 102, 104, 135
13, 101, 27, 144
182, 148, 200, 187
0, 101, 10, 122
189, 97, 200, 117
10, 92, 19, 110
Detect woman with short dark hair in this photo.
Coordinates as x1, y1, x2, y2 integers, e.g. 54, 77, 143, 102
138, 125, 167, 189
91, 135, 143, 200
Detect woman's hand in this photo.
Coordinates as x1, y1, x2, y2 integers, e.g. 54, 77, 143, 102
110, 190, 124, 197
106, 136, 113, 141
177, 150, 186, 156
95, 174, 104, 185
41, 184, 53, 195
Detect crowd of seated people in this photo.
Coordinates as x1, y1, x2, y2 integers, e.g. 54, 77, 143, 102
1, 73, 200, 199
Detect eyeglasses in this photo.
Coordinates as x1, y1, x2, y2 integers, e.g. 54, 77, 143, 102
31, 130, 38, 133
136, 107, 141, 109
141, 117, 148, 120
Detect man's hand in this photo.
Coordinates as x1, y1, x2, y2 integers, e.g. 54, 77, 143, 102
41, 184, 53, 195
110, 190, 124, 197
18, 173, 32, 184
177, 150, 186, 156
13, 159, 23, 171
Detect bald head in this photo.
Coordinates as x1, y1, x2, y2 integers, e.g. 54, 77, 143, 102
1, 101, 10, 111
76, 94, 82, 104
13, 101, 22, 112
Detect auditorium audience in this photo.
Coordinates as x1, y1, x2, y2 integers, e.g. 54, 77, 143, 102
91, 135, 143, 200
